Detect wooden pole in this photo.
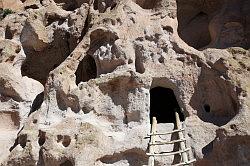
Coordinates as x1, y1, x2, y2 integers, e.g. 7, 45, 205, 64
147, 148, 191, 156
149, 138, 186, 145
148, 128, 185, 136
148, 117, 157, 166
175, 112, 189, 165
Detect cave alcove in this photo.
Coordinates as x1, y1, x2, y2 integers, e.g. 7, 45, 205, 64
177, 10, 211, 50
150, 87, 184, 124
177, 0, 250, 49
133, 0, 162, 10
60, 160, 74, 166
75, 54, 97, 85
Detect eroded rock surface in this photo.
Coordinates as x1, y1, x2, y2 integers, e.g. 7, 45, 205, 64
0, 0, 250, 166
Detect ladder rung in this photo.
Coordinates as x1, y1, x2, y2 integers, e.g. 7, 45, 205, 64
172, 159, 196, 166
148, 128, 185, 136
146, 148, 190, 157
149, 138, 186, 145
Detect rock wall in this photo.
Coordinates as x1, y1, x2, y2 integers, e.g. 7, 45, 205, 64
0, 0, 249, 166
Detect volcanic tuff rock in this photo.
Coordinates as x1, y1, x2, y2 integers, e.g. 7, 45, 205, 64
0, 0, 250, 166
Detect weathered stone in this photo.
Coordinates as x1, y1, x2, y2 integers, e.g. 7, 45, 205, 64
0, 0, 250, 166
0, 0, 23, 12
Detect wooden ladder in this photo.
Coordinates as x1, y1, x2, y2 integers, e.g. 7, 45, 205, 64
147, 112, 196, 166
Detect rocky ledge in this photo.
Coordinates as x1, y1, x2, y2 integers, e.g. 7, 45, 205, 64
0, 0, 249, 166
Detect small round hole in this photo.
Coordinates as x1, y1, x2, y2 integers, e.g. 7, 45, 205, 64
204, 104, 210, 113
230, 124, 237, 130
53, 64, 59, 69
158, 56, 164, 63
33, 119, 38, 124
162, 26, 173, 33
57, 135, 71, 147
242, 92, 247, 97
128, 59, 133, 64
62, 136, 71, 147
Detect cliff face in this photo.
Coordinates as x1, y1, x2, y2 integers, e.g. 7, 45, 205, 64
0, 0, 249, 166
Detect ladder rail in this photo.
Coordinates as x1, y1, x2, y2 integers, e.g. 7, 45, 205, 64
148, 117, 157, 166
175, 112, 189, 165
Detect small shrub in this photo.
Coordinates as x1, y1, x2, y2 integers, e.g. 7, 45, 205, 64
0, 8, 14, 20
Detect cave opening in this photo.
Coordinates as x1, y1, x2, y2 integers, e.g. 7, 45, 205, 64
133, 0, 161, 10
21, 29, 72, 85
53, 0, 78, 11
150, 87, 184, 123
75, 54, 97, 85
5, 26, 13, 39
60, 160, 74, 166
177, 11, 211, 50
204, 104, 211, 113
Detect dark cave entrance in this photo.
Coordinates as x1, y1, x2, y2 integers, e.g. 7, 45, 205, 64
177, 11, 211, 50
150, 87, 184, 123
75, 54, 97, 85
